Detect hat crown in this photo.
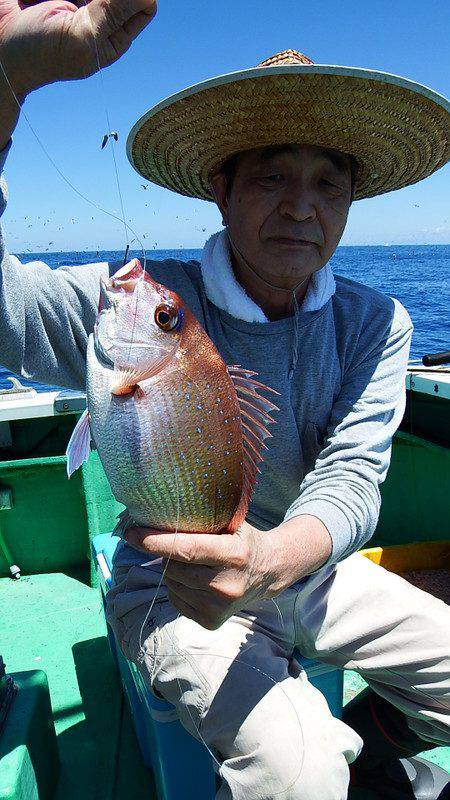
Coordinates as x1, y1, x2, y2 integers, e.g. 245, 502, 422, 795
129, 49, 450, 204
257, 49, 315, 67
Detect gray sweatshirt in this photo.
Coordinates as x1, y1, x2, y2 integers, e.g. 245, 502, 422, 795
0, 141, 413, 571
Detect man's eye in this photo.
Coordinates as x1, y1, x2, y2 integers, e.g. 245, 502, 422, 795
321, 179, 344, 193
259, 173, 284, 184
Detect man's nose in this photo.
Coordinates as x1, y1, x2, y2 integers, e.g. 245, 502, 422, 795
278, 191, 317, 222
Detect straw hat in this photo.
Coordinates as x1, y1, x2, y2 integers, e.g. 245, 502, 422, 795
127, 49, 450, 202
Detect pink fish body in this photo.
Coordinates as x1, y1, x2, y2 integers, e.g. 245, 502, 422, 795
67, 259, 278, 534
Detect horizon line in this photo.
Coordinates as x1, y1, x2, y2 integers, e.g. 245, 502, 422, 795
14, 242, 450, 256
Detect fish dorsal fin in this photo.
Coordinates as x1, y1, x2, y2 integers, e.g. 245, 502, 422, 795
225, 366, 279, 532
66, 409, 92, 477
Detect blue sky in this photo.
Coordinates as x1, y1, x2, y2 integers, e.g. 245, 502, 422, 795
3, 0, 449, 253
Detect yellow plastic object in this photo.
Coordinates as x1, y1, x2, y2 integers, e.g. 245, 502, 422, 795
360, 540, 450, 574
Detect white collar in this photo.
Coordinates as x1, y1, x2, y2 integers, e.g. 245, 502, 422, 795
200, 230, 335, 322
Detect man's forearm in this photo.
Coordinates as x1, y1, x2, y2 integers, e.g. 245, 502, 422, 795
265, 514, 333, 595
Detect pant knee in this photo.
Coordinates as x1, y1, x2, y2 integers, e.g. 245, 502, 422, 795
215, 715, 357, 800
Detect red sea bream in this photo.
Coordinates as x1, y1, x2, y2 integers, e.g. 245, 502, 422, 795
66, 259, 278, 534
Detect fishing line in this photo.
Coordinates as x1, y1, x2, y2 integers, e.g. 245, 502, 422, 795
78, 0, 151, 364
78, 0, 146, 271
3, 14, 306, 796
135, 438, 230, 777
270, 594, 285, 628
227, 231, 309, 379
138, 438, 182, 651
214, 231, 297, 629
142, 521, 306, 798
0, 4, 152, 382
106, 233, 300, 791
86, 17, 129, 252
73, 94, 301, 788
145, 628, 307, 796
226, 231, 310, 299
81, 0, 153, 284
111, 250, 300, 789
0, 44, 147, 270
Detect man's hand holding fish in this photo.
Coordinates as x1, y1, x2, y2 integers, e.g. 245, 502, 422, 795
124, 515, 331, 630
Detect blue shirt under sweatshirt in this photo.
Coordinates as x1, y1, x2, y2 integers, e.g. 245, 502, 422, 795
0, 141, 413, 573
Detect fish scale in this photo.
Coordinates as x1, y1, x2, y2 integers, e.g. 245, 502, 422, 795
87, 337, 244, 531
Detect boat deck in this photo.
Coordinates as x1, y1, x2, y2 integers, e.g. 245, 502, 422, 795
0, 572, 155, 800
1, 571, 448, 799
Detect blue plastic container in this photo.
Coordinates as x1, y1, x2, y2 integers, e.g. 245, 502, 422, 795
92, 533, 344, 800
92, 533, 216, 800
113, 626, 217, 799
291, 654, 344, 720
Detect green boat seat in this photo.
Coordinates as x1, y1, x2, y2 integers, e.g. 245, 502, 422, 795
0, 670, 59, 800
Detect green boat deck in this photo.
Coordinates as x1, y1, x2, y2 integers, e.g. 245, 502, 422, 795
0, 573, 155, 800
1, 570, 448, 800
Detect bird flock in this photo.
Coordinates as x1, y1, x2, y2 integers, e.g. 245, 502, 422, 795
5, 182, 213, 258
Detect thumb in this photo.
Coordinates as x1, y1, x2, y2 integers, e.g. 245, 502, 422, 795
87, 0, 157, 53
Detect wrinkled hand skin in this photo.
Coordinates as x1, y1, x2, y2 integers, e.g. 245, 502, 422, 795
0, 0, 158, 96
125, 521, 274, 630
124, 516, 332, 630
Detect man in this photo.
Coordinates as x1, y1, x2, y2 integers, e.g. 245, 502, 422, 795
0, 1, 449, 798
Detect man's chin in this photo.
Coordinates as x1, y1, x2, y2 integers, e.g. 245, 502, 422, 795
259, 248, 322, 283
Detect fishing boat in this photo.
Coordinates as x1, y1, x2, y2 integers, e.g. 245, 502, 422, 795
0, 353, 449, 800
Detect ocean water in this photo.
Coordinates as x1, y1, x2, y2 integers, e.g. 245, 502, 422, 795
1, 244, 449, 391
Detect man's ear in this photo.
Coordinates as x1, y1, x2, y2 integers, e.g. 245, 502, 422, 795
210, 172, 229, 227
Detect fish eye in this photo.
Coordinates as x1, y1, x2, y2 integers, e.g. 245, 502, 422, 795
154, 303, 179, 331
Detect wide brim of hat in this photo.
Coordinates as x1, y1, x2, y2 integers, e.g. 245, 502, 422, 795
127, 64, 450, 201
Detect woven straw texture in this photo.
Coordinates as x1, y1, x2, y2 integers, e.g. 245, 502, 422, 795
128, 66, 450, 202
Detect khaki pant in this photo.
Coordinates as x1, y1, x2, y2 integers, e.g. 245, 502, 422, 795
106, 553, 450, 800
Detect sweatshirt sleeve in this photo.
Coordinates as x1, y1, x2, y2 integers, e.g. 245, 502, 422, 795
283, 298, 413, 565
0, 141, 108, 391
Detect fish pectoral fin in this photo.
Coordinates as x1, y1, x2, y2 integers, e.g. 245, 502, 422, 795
110, 366, 147, 395
66, 409, 92, 477
111, 352, 175, 395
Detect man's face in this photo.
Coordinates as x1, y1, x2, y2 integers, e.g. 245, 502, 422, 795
211, 144, 353, 290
